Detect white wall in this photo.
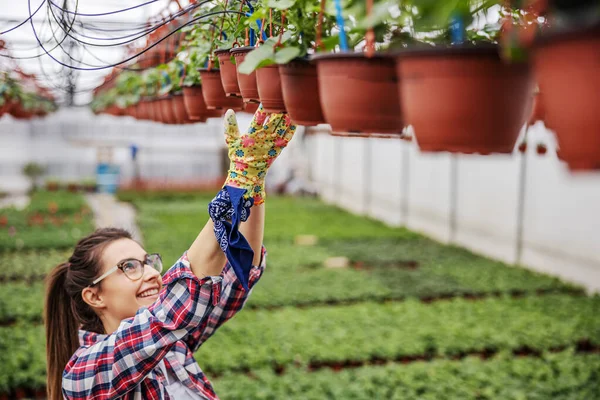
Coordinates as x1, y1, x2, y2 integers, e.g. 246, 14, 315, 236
305, 123, 600, 293
0, 108, 255, 193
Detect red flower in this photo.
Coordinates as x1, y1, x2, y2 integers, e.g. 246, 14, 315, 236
242, 136, 256, 148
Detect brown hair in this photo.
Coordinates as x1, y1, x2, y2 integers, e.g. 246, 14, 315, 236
44, 227, 132, 400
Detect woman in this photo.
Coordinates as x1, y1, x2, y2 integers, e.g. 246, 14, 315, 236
45, 107, 296, 400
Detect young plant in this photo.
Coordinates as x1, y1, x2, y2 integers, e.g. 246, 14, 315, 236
238, 0, 338, 74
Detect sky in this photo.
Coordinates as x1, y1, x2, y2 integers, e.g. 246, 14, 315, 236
0, 0, 185, 106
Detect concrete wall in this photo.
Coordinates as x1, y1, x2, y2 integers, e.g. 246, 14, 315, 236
304, 123, 600, 293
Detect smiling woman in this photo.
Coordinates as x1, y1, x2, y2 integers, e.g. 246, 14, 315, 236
43, 105, 297, 400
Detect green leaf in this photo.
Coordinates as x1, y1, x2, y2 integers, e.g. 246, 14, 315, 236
274, 46, 301, 64
266, 0, 296, 10
238, 40, 277, 74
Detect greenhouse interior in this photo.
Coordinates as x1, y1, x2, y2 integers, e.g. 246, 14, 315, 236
0, 0, 599, 399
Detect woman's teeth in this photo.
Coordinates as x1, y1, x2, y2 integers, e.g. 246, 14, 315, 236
138, 288, 159, 298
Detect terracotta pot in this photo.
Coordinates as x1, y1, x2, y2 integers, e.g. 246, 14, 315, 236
160, 97, 176, 124
135, 102, 145, 120
170, 94, 189, 124
395, 44, 532, 154
279, 59, 325, 125
182, 86, 209, 122
533, 25, 600, 170
313, 53, 403, 134
230, 47, 260, 103
10, 102, 34, 120
215, 48, 242, 97
128, 105, 138, 119
243, 102, 260, 114
206, 108, 225, 118
256, 65, 287, 113
152, 99, 164, 123
0, 97, 11, 118
198, 69, 244, 110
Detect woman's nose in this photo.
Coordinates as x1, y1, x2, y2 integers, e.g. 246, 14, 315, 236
142, 264, 161, 281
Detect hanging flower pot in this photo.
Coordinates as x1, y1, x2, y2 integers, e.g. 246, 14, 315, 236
159, 97, 176, 124
206, 108, 225, 118
313, 53, 403, 134
170, 93, 189, 124
135, 101, 145, 120
215, 49, 242, 97
395, 44, 533, 154
256, 64, 286, 113
230, 47, 261, 103
149, 99, 162, 123
533, 24, 600, 170
243, 101, 260, 114
198, 69, 244, 110
279, 59, 325, 125
182, 86, 209, 122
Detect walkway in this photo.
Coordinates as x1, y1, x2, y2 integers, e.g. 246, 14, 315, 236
85, 193, 143, 244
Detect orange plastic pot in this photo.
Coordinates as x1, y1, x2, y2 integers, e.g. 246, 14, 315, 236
215, 48, 242, 97
182, 86, 209, 122
230, 47, 260, 103
161, 97, 177, 124
198, 69, 244, 110
170, 94, 189, 124
243, 102, 260, 114
533, 25, 600, 170
149, 99, 162, 122
256, 65, 286, 113
313, 53, 403, 134
279, 59, 325, 125
395, 44, 533, 154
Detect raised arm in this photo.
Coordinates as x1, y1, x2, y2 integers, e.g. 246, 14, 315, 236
187, 106, 295, 280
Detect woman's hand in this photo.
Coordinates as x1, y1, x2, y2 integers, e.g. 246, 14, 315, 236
222, 105, 297, 205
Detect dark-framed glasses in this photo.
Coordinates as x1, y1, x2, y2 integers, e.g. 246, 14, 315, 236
90, 253, 163, 286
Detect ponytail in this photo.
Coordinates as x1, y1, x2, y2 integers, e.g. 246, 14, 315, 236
43, 227, 133, 400
45, 262, 80, 400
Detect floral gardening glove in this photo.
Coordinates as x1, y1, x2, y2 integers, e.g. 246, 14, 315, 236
222, 104, 296, 205
207, 105, 296, 290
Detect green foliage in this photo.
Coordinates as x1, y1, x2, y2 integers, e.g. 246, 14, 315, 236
0, 190, 94, 250
197, 294, 600, 373
0, 249, 69, 282
214, 350, 600, 400
2, 190, 598, 397
213, 350, 600, 400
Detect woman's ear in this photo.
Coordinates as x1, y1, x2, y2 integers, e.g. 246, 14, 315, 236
81, 287, 106, 310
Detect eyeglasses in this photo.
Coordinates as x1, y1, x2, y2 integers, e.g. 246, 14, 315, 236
90, 253, 163, 286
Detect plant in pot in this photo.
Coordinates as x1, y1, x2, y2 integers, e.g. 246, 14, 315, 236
210, 1, 252, 98
180, 22, 213, 121
141, 67, 164, 123
311, 0, 404, 135
394, 0, 535, 154
161, 59, 192, 124
218, 0, 268, 105
237, 0, 338, 118
196, 13, 245, 111
528, 0, 600, 170
155, 63, 178, 124
114, 71, 143, 119
0, 74, 21, 118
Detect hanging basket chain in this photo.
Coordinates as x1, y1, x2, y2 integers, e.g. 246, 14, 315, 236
365, 0, 375, 57
316, 0, 326, 51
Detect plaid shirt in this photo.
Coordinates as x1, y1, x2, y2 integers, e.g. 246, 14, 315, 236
62, 248, 266, 400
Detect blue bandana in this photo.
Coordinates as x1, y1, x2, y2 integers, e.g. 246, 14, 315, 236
208, 186, 254, 291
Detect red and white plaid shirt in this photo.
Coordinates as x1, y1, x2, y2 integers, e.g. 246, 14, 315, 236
62, 248, 266, 400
